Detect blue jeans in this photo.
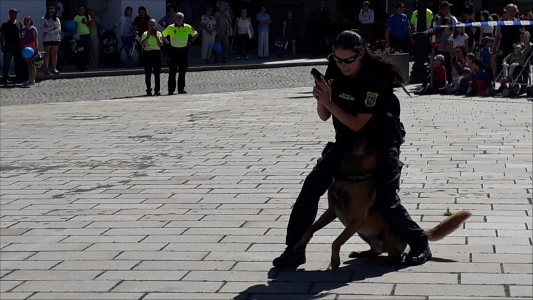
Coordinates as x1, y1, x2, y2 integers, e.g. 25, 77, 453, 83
2, 46, 27, 82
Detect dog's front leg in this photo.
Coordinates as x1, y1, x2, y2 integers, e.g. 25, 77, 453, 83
294, 208, 337, 252
331, 220, 363, 270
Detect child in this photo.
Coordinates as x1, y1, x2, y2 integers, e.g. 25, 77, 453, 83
468, 59, 492, 96
440, 64, 462, 94
480, 37, 494, 78
465, 52, 476, 67
21, 16, 38, 87
500, 44, 523, 85
423, 54, 447, 88
449, 27, 469, 52
457, 67, 471, 95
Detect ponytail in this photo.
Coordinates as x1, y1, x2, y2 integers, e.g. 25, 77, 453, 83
333, 30, 405, 84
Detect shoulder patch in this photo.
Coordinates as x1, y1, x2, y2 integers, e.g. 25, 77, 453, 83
365, 92, 378, 107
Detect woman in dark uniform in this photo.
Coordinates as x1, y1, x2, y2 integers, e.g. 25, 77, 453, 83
272, 30, 431, 269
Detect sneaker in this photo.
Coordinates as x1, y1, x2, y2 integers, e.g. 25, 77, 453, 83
178, 90, 187, 94
146, 90, 152, 96
44, 70, 51, 75
405, 243, 432, 265
272, 247, 306, 268
52, 69, 59, 74
22, 81, 34, 87
236, 56, 241, 60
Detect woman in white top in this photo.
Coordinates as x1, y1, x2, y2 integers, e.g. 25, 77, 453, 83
233, 9, 253, 60
480, 10, 494, 37
199, 7, 217, 63
448, 27, 469, 53
113, 6, 136, 47
41, 6, 61, 75
358, 1, 374, 43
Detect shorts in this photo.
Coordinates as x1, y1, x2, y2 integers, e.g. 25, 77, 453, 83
43, 41, 60, 46
22, 42, 37, 50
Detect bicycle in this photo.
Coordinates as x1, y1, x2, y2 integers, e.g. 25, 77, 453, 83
119, 35, 142, 67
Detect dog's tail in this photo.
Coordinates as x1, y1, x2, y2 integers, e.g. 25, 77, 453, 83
426, 210, 472, 242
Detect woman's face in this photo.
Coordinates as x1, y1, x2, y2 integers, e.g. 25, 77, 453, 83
287, 10, 292, 18
206, 9, 212, 15
126, 8, 132, 17
24, 17, 31, 26
241, 10, 247, 17
79, 7, 85, 15
452, 48, 461, 57
333, 48, 363, 77
140, 10, 146, 17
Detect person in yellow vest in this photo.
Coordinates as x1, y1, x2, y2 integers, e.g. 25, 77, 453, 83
162, 12, 197, 95
411, 8, 433, 31
141, 19, 163, 96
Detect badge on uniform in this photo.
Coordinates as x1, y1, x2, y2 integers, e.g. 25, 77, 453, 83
365, 92, 378, 107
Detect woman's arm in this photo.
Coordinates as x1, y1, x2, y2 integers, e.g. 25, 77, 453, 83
41, 18, 49, 34
317, 103, 331, 121
33, 27, 38, 48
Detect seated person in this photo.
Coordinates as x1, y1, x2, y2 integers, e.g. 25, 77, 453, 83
498, 41, 531, 92
465, 52, 476, 68
468, 59, 492, 96
457, 67, 471, 95
440, 64, 462, 94
423, 54, 447, 88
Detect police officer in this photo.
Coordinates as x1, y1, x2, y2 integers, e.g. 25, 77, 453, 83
162, 12, 197, 95
272, 30, 431, 268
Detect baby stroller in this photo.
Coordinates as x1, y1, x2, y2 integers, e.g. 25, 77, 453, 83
494, 48, 533, 97
57, 32, 89, 71
100, 30, 120, 67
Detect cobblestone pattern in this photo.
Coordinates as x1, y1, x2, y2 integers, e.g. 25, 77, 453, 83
0, 87, 532, 299
0, 66, 327, 106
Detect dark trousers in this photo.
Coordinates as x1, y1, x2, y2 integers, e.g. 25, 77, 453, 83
143, 50, 161, 93
285, 139, 427, 249
389, 35, 410, 53
360, 24, 373, 43
312, 33, 328, 56
236, 33, 251, 55
78, 34, 92, 65
2, 46, 27, 82
168, 46, 189, 93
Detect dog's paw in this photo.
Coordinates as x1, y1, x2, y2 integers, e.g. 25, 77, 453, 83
330, 255, 341, 270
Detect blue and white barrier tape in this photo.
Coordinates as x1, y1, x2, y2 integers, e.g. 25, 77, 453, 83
434, 20, 533, 28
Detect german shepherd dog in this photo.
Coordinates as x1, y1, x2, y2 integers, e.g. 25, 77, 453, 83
294, 129, 471, 270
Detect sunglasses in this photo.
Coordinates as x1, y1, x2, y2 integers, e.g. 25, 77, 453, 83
331, 54, 359, 64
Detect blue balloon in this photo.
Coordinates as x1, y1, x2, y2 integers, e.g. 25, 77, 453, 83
212, 43, 222, 54
65, 20, 77, 33
22, 47, 35, 59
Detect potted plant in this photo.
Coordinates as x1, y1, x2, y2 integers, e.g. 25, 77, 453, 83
368, 41, 410, 83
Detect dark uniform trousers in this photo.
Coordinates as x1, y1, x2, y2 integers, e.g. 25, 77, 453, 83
389, 35, 410, 54
285, 138, 427, 249
143, 50, 162, 93
168, 46, 189, 93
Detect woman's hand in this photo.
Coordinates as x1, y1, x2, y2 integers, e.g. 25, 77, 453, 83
313, 77, 333, 107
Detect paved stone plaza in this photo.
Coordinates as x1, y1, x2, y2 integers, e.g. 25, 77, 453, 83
0, 74, 532, 299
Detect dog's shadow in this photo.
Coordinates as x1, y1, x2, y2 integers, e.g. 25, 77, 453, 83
234, 255, 456, 300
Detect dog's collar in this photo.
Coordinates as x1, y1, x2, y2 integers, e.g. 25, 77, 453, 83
337, 172, 375, 182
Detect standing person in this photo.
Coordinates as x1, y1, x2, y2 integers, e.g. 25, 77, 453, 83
410, 7, 433, 30
134, 6, 151, 38
21, 16, 38, 87
73, 5, 91, 69
435, 17, 452, 82
256, 7, 271, 59
87, 8, 100, 68
385, 3, 415, 53
180, 0, 195, 25
159, 4, 176, 29
358, 1, 374, 43
214, 2, 232, 63
0, 8, 26, 85
434, 1, 458, 25
493, 4, 521, 87
448, 27, 469, 53
162, 12, 197, 95
272, 30, 431, 268
41, 6, 61, 75
311, 0, 330, 57
461, 5, 477, 56
199, 7, 217, 63
480, 10, 494, 37
280, 10, 297, 58
141, 19, 163, 96
234, 9, 253, 60
113, 6, 136, 48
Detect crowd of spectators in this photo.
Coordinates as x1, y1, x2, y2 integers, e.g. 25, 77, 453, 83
413, 2, 533, 96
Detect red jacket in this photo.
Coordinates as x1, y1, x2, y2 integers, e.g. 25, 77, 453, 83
433, 65, 446, 86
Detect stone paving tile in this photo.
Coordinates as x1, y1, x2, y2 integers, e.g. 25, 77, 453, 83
1, 87, 531, 299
